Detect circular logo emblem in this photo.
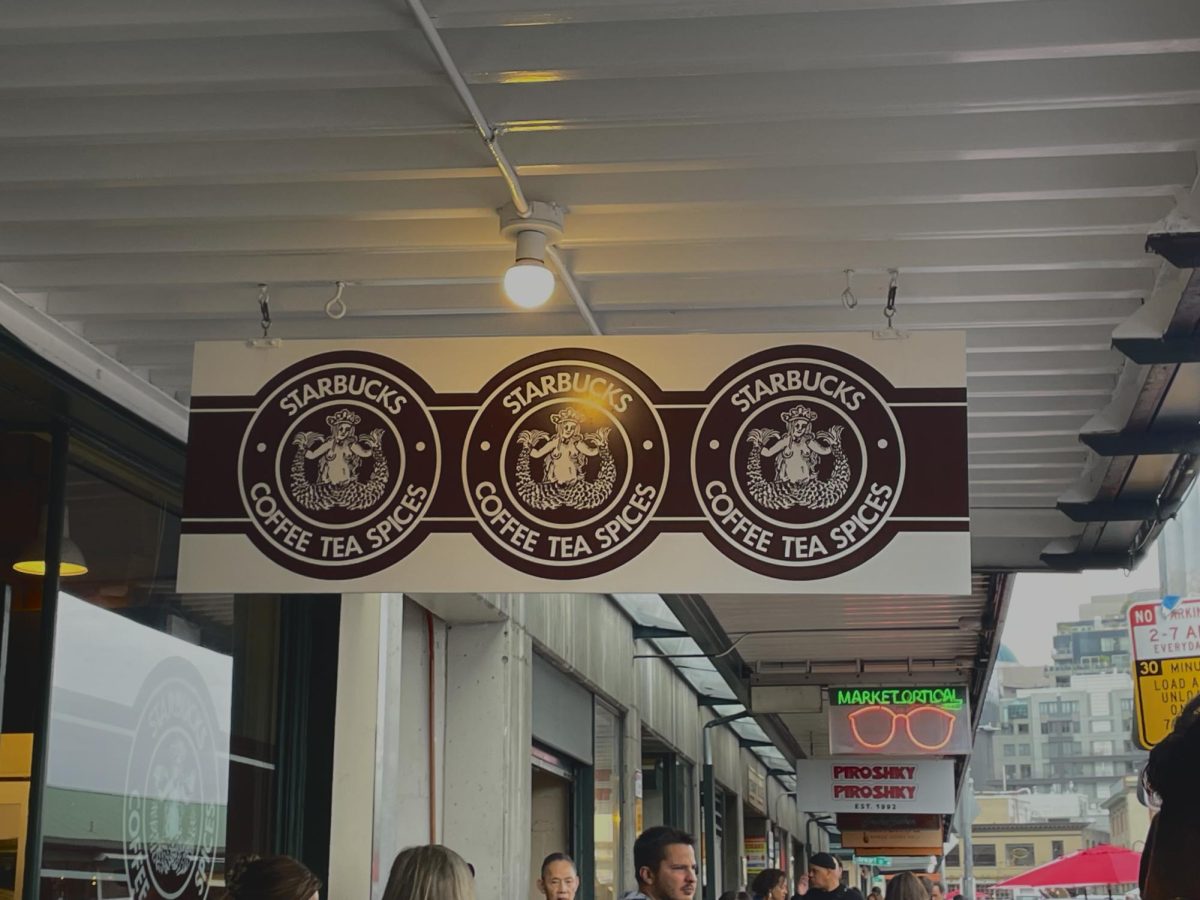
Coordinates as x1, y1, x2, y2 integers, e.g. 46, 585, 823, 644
124, 661, 221, 900
463, 355, 669, 577
239, 357, 439, 578
692, 351, 904, 578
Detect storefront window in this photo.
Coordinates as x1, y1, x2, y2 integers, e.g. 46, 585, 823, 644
593, 703, 622, 900
33, 461, 287, 899
0, 431, 54, 900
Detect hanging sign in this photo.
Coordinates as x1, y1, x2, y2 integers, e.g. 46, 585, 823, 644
795, 759, 956, 815
177, 333, 967, 594
837, 813, 944, 851
1128, 597, 1200, 749
744, 836, 768, 877
828, 685, 972, 755
746, 764, 768, 814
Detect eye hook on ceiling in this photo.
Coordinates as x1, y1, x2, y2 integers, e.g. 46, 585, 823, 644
841, 269, 858, 310
885, 268, 899, 327
873, 268, 908, 341
324, 281, 348, 320
257, 283, 271, 339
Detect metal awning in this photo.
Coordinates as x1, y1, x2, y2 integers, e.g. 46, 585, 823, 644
1, 0, 1199, 799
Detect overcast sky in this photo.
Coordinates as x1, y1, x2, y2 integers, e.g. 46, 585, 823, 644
1000, 557, 1162, 666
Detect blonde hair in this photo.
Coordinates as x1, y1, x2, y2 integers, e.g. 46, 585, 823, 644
383, 845, 475, 900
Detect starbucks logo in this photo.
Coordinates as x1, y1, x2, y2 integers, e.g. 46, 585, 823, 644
238, 354, 439, 579
692, 350, 905, 579
463, 354, 669, 577
124, 660, 222, 900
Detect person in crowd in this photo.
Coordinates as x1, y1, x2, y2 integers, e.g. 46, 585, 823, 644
382, 844, 476, 900
750, 868, 789, 900
917, 876, 936, 899
884, 873, 927, 900
737, 892, 751, 900
805, 853, 863, 900
926, 879, 943, 900
223, 855, 321, 900
538, 852, 580, 900
1139, 692, 1200, 900
718, 892, 738, 900
621, 825, 699, 900
867, 887, 883, 900
790, 873, 810, 900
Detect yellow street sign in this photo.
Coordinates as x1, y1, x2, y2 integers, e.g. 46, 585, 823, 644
1128, 598, 1200, 749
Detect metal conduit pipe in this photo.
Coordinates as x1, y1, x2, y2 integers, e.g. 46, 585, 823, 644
546, 246, 602, 336
403, 0, 601, 333
404, 0, 530, 217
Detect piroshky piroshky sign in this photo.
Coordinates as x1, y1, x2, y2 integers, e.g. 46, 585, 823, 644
1128, 596, 1200, 749
177, 333, 968, 594
828, 685, 973, 755
795, 758, 956, 815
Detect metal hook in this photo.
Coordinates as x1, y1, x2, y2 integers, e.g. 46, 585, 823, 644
884, 268, 899, 325
257, 283, 271, 339
324, 281, 348, 320
841, 269, 858, 309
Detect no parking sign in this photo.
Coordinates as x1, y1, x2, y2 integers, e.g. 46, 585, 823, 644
1128, 596, 1200, 749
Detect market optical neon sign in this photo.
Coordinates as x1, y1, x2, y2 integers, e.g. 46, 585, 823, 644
832, 687, 965, 710
828, 686, 972, 756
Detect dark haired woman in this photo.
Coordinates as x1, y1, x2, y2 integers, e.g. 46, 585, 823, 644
223, 855, 321, 900
1140, 692, 1200, 899
751, 868, 789, 900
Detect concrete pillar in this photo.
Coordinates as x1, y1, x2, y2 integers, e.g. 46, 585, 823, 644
726, 792, 745, 891
622, 706, 642, 890
328, 594, 383, 900
443, 619, 532, 900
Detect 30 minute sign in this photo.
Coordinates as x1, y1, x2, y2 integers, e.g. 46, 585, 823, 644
1128, 598, 1200, 749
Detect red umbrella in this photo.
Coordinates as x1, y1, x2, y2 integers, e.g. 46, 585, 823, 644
993, 843, 1140, 891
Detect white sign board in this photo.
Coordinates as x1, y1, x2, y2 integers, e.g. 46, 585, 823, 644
178, 333, 968, 594
795, 758, 956, 814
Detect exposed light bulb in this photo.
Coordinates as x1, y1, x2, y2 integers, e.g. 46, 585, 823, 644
503, 259, 555, 308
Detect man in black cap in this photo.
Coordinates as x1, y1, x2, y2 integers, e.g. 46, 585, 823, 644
805, 853, 863, 900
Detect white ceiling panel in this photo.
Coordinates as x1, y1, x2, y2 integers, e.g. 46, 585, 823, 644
0, 0, 1197, 577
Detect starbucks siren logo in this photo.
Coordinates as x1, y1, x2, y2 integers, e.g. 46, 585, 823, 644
124, 661, 221, 900
516, 406, 615, 511
464, 355, 669, 577
693, 350, 905, 579
746, 403, 850, 511
290, 408, 388, 512
238, 357, 439, 579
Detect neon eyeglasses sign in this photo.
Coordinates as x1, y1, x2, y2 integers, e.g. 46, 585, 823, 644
847, 705, 957, 751
828, 685, 972, 756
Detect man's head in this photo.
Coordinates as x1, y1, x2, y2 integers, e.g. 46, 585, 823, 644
537, 853, 578, 900
929, 884, 944, 900
634, 827, 698, 900
806, 853, 840, 892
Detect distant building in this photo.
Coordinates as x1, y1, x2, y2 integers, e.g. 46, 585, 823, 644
995, 673, 1145, 808
944, 795, 1108, 891
973, 591, 1153, 811
1101, 775, 1153, 850
1048, 590, 1157, 686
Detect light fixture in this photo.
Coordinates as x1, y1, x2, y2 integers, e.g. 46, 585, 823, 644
499, 200, 564, 309
12, 507, 89, 577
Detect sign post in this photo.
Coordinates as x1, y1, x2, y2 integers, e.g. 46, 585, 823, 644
1128, 597, 1200, 749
